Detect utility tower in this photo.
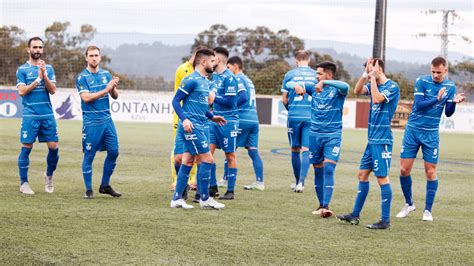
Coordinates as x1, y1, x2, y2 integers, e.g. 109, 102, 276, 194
416, 9, 472, 66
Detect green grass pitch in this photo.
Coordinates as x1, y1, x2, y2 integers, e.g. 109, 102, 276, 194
1, 119, 473, 264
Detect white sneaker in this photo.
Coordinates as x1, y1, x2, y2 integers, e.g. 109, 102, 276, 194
243, 182, 265, 191
170, 199, 194, 209
396, 203, 416, 218
290, 183, 296, 191
295, 182, 304, 193
200, 197, 225, 209
422, 210, 433, 221
217, 179, 228, 188
44, 173, 54, 193
20, 182, 35, 195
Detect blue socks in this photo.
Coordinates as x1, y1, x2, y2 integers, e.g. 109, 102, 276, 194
101, 149, 119, 187
174, 163, 181, 176
291, 151, 301, 184
18, 147, 32, 184
227, 168, 238, 192
425, 179, 438, 212
222, 159, 228, 181
248, 149, 264, 182
199, 162, 213, 201
400, 175, 413, 205
380, 183, 392, 223
210, 163, 217, 186
322, 162, 336, 208
299, 151, 310, 185
313, 167, 324, 205
173, 164, 192, 200
82, 152, 96, 191
46, 148, 59, 177
352, 181, 370, 217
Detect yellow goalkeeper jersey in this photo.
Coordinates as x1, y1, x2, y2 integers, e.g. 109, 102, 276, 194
173, 61, 194, 134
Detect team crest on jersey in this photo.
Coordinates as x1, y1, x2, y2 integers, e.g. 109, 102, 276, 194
223, 138, 228, 146
102, 76, 107, 84
328, 90, 335, 98
201, 141, 208, 148
27, 72, 33, 77
22, 131, 28, 139
332, 146, 340, 156
86, 143, 92, 151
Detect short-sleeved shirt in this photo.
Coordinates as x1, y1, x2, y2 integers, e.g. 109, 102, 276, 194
76, 68, 113, 126
307, 83, 347, 135
236, 72, 259, 124
16, 61, 56, 118
364, 79, 400, 144
407, 75, 456, 132
281, 66, 315, 122
211, 69, 239, 121
178, 71, 212, 126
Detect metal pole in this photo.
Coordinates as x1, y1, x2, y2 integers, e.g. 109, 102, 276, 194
372, 0, 387, 62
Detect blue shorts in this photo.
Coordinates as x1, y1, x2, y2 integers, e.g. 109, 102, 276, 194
287, 119, 310, 148
177, 123, 210, 155
82, 120, 119, 153
173, 121, 185, 155
20, 117, 58, 144
400, 127, 439, 164
237, 122, 259, 148
309, 134, 342, 165
210, 120, 238, 153
359, 143, 392, 177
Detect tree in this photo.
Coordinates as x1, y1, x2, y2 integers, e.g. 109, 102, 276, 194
0, 26, 27, 85
0, 22, 134, 89
309, 51, 351, 81
191, 24, 304, 94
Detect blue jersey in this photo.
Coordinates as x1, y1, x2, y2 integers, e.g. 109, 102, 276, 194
178, 71, 211, 125
16, 61, 56, 118
281, 66, 315, 122
307, 83, 347, 134
365, 79, 400, 144
236, 72, 259, 124
407, 75, 456, 132
212, 69, 239, 121
76, 68, 113, 126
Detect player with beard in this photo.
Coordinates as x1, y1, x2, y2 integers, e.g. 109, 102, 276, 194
76, 45, 121, 199
16, 37, 59, 195
170, 48, 227, 209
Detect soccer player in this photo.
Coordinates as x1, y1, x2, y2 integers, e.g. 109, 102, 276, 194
336, 58, 400, 229
227, 56, 265, 191
281, 50, 315, 193
287, 61, 349, 217
170, 48, 227, 209
76, 45, 122, 199
208, 47, 240, 200
396, 56, 466, 221
171, 46, 207, 192
16, 37, 59, 195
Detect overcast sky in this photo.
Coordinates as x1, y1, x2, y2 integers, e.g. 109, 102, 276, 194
1, 0, 472, 57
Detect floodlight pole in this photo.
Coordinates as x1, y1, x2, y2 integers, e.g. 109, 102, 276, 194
372, 0, 387, 62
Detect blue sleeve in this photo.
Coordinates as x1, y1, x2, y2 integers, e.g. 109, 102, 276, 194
414, 94, 438, 111
16, 68, 26, 87
380, 83, 399, 103
214, 94, 236, 108
237, 89, 247, 106
324, 80, 349, 95
76, 75, 89, 94
172, 89, 188, 121
47, 65, 56, 82
445, 102, 456, 117
205, 111, 214, 119
281, 73, 290, 93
